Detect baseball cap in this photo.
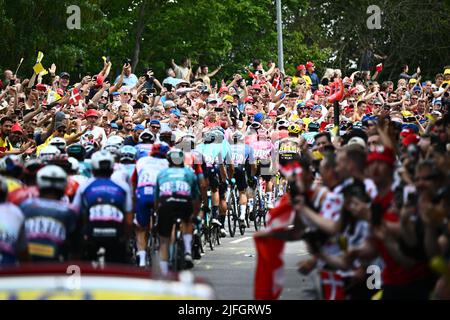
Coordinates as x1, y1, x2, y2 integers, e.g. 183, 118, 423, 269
296, 65, 306, 71
150, 119, 161, 126
11, 123, 23, 133
94, 74, 104, 86
223, 95, 233, 103
348, 137, 367, 149
59, 72, 70, 79
112, 92, 120, 96
134, 124, 145, 132
111, 123, 119, 129
206, 97, 218, 104
306, 61, 315, 69
434, 98, 442, 105
409, 78, 417, 84
254, 113, 264, 123
244, 96, 254, 103
444, 69, 450, 75
219, 86, 229, 94
171, 109, 181, 118
367, 146, 395, 166
85, 109, 99, 118
164, 100, 176, 108
312, 105, 322, 111
402, 134, 420, 146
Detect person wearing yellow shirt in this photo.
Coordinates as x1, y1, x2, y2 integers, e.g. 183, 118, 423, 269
293, 65, 312, 87
36, 122, 87, 156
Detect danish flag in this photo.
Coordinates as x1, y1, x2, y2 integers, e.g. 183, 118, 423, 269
254, 194, 295, 300
272, 75, 282, 90
69, 88, 82, 105
320, 271, 345, 300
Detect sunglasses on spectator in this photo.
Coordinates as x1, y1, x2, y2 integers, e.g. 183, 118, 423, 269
151, 125, 160, 129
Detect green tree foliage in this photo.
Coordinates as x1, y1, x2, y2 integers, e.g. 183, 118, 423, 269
0, 0, 448, 83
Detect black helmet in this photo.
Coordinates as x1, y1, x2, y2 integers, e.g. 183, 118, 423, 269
308, 122, 320, 132
67, 143, 86, 161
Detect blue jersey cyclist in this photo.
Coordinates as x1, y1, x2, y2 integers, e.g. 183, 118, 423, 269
130, 142, 170, 267
73, 150, 133, 264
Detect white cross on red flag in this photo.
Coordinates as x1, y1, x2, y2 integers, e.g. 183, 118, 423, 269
69, 88, 82, 105
320, 271, 345, 300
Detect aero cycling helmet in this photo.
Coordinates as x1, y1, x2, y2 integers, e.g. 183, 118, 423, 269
67, 144, 86, 161
308, 122, 320, 132
288, 123, 302, 134
203, 130, 217, 144
167, 148, 185, 167
139, 130, 155, 143
49, 137, 67, 153
119, 145, 137, 162
91, 150, 115, 171
37, 165, 68, 191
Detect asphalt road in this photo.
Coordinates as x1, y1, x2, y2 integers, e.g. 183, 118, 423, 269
192, 225, 320, 300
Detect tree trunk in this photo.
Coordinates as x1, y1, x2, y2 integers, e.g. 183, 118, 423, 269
132, 0, 147, 73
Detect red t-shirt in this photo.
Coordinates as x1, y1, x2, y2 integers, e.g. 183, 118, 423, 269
373, 190, 429, 285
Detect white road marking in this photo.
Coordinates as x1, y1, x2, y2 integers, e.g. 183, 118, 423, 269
230, 236, 251, 244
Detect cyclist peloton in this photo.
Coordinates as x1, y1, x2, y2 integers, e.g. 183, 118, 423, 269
154, 149, 200, 274
229, 131, 256, 227
130, 143, 170, 267
196, 128, 233, 237
73, 150, 133, 263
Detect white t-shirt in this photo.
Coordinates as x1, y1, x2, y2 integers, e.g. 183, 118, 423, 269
81, 125, 107, 147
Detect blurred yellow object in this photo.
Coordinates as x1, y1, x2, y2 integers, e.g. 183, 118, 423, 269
430, 256, 450, 282
371, 290, 383, 300
312, 150, 323, 160
401, 110, 413, 117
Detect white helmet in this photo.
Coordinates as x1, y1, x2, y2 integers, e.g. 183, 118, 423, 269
67, 157, 80, 173
49, 137, 67, 152
39, 145, 61, 161
139, 129, 155, 143
106, 135, 124, 147
103, 135, 124, 155
91, 150, 115, 171
37, 165, 68, 191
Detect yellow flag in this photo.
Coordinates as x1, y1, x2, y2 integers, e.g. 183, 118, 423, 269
331, 125, 339, 137
102, 56, 107, 63
36, 51, 44, 64
47, 90, 61, 104
33, 63, 45, 74
40, 69, 49, 76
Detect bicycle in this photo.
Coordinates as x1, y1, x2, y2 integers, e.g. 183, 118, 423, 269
170, 218, 185, 272
254, 178, 267, 231
226, 179, 239, 237
201, 191, 216, 251
147, 209, 159, 266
